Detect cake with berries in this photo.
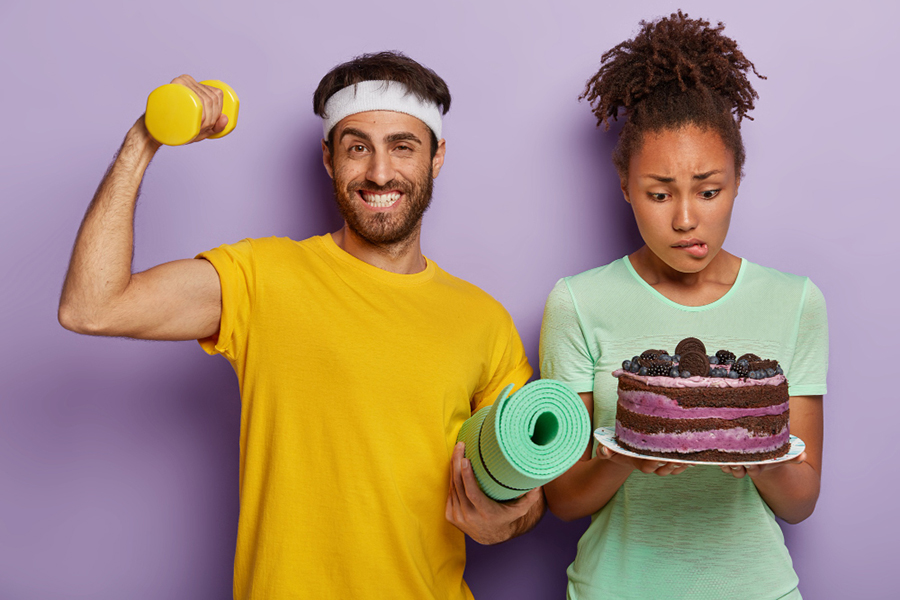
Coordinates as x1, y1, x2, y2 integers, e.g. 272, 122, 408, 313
613, 337, 790, 462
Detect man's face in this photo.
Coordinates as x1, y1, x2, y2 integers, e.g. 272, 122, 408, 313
323, 111, 445, 247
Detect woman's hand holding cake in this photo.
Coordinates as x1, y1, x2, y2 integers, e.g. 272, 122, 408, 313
596, 444, 690, 477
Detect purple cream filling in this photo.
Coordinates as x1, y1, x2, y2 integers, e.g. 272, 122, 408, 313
613, 369, 785, 388
618, 389, 789, 420
615, 422, 789, 453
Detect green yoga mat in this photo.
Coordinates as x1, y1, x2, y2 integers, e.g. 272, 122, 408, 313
456, 379, 590, 501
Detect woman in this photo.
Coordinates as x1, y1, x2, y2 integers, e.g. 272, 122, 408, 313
541, 12, 827, 599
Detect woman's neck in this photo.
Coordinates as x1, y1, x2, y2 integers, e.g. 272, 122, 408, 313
629, 246, 742, 307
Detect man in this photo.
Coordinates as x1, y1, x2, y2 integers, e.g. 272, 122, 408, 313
59, 52, 544, 599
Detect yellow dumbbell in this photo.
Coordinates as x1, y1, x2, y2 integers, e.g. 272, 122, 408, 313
145, 80, 239, 146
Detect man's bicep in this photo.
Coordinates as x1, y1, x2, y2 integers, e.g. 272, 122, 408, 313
471, 324, 533, 412
117, 258, 222, 340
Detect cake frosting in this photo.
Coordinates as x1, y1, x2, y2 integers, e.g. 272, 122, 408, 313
613, 338, 790, 462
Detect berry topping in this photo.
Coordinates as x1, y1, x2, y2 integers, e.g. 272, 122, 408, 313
732, 359, 750, 377
715, 350, 736, 364
642, 359, 671, 376
678, 351, 711, 377
618, 338, 785, 385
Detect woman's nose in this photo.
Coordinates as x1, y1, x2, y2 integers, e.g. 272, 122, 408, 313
672, 197, 698, 231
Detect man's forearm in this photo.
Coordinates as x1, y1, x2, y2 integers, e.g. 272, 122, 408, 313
59, 119, 160, 333
507, 488, 546, 540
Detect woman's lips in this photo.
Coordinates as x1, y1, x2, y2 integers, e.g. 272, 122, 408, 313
673, 240, 708, 258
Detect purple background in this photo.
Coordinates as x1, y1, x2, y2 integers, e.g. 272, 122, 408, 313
1, 0, 896, 597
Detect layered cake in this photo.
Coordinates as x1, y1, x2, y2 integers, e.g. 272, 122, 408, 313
613, 337, 790, 462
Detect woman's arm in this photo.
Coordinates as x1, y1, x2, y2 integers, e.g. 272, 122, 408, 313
722, 395, 823, 523
543, 392, 689, 521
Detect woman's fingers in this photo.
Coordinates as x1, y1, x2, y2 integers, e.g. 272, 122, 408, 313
598, 444, 689, 475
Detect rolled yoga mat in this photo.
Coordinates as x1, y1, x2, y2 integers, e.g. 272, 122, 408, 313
456, 379, 590, 501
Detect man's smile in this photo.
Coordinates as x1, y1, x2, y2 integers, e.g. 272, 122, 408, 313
359, 190, 402, 208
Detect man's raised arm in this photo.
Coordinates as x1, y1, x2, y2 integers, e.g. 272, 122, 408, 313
58, 76, 226, 341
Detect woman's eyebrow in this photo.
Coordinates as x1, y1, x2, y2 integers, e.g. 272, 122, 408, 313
643, 174, 675, 183
641, 170, 724, 183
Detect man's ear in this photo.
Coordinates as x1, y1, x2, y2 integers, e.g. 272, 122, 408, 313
322, 139, 334, 179
431, 138, 447, 179
621, 180, 631, 204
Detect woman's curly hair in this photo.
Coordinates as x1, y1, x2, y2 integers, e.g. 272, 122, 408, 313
582, 11, 765, 179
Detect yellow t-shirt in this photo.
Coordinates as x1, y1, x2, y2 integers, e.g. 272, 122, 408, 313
198, 234, 532, 600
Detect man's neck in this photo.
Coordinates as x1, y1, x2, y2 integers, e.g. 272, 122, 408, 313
331, 225, 427, 274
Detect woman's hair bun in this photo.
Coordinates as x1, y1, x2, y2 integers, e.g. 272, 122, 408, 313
582, 10, 765, 130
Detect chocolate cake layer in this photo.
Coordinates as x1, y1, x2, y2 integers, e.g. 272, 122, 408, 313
617, 373, 788, 409
615, 420, 790, 457
616, 406, 789, 436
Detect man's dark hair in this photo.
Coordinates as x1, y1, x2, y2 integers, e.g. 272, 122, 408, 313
581, 11, 765, 180
314, 51, 451, 157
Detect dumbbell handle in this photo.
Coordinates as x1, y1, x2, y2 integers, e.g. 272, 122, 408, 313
145, 80, 239, 146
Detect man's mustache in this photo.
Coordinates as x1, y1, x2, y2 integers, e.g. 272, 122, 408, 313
348, 180, 412, 194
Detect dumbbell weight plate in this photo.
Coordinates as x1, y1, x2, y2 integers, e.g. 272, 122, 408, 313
145, 80, 240, 146
199, 80, 239, 139
145, 84, 203, 146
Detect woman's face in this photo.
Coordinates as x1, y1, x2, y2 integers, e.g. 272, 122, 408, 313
623, 125, 739, 274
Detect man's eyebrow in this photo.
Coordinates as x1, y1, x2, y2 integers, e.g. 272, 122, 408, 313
338, 129, 423, 146
339, 127, 372, 143
385, 132, 423, 144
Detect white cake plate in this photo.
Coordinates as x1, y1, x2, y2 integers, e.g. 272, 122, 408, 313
593, 427, 806, 466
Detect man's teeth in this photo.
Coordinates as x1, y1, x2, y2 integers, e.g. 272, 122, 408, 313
361, 192, 400, 207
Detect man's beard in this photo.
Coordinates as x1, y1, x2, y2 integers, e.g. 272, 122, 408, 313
331, 168, 434, 247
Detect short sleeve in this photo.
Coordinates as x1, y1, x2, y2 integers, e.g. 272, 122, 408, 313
471, 318, 533, 412
787, 279, 828, 397
195, 239, 256, 361
539, 278, 596, 393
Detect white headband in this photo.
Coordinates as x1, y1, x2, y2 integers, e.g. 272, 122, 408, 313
322, 80, 443, 140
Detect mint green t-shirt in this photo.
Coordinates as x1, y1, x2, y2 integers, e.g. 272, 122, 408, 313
539, 257, 828, 600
